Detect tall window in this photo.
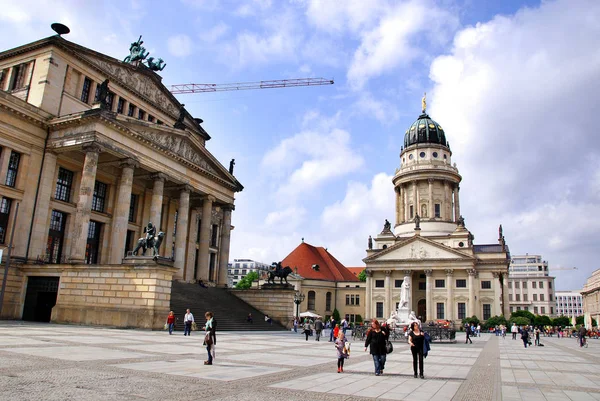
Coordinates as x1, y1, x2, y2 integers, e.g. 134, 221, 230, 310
376, 302, 384, 318
211, 224, 218, 247
5, 151, 21, 187
91, 181, 107, 212
456, 279, 466, 288
533, 294, 537, 301
128, 194, 138, 223
540, 294, 545, 301
516, 294, 520, 301
81, 77, 92, 103
434, 203, 441, 218
409, 205, 414, 219
394, 279, 404, 288
435, 279, 445, 288
458, 302, 466, 320
46, 210, 66, 263
539, 282, 544, 289
0, 197, 12, 244
515, 281, 520, 289
85, 220, 102, 264
8, 63, 29, 91
532, 281, 536, 288
128, 104, 135, 117
534, 306, 538, 314
522, 281, 527, 289
307, 291, 316, 310
418, 282, 426, 290
355, 294, 360, 306
481, 281, 491, 289
117, 98, 125, 114
326, 292, 332, 311
148, 115, 155, 122
483, 304, 491, 320
346, 294, 350, 305
138, 109, 145, 120
436, 303, 445, 319
375, 280, 384, 288
106, 92, 114, 110
540, 306, 546, 314
55, 167, 74, 202
196, 218, 201, 242
549, 282, 552, 289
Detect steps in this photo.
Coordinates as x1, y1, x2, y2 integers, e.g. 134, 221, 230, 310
167, 281, 287, 332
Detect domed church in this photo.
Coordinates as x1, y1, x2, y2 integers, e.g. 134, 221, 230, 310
363, 95, 510, 326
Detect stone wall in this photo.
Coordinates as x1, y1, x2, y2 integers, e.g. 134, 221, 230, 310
0, 264, 25, 319
51, 258, 178, 329
230, 287, 295, 328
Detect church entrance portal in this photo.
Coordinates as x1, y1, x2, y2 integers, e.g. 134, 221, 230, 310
417, 299, 426, 321
22, 276, 59, 322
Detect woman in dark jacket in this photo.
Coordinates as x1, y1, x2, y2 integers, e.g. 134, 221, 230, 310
204, 311, 217, 365
408, 321, 425, 378
364, 319, 389, 376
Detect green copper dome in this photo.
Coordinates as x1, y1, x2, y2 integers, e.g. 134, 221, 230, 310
403, 113, 449, 149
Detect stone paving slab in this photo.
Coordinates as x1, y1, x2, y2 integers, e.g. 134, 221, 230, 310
3, 345, 150, 361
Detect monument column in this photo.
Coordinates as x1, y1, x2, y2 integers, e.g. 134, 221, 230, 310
384, 270, 393, 317
467, 269, 476, 317
446, 269, 454, 321
197, 195, 215, 281
365, 270, 373, 319
150, 173, 166, 228
425, 269, 433, 321
428, 179, 434, 218
70, 143, 101, 263
109, 159, 137, 264
493, 272, 502, 317
29, 150, 57, 260
454, 185, 461, 222
502, 273, 510, 317
217, 205, 233, 287
174, 185, 191, 278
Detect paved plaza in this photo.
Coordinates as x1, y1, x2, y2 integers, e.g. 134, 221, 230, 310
0, 322, 599, 400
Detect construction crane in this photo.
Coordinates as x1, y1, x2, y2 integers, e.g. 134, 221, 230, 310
552, 266, 577, 271
169, 77, 334, 94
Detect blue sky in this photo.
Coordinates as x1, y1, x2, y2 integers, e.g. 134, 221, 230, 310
1, 0, 599, 291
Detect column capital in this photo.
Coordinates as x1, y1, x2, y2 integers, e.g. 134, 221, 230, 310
151, 172, 167, 182
445, 269, 454, 276
403, 270, 413, 277
424, 269, 433, 277
365, 270, 373, 278
222, 204, 235, 212
467, 268, 477, 276
119, 158, 139, 169
428, 178, 434, 184
179, 184, 193, 194
204, 194, 216, 203
82, 143, 102, 154
384, 270, 392, 276
492, 271, 501, 279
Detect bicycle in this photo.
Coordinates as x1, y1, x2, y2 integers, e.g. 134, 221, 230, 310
581, 337, 588, 348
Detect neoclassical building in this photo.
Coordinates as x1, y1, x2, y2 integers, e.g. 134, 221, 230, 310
581, 270, 600, 328
0, 34, 242, 327
363, 99, 510, 325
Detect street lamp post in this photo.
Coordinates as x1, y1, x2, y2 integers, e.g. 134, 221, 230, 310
293, 291, 305, 320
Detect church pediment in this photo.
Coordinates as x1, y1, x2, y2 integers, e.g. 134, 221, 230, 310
365, 236, 474, 262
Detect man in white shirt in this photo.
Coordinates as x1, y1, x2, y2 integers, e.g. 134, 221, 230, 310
184, 309, 194, 336
511, 323, 518, 340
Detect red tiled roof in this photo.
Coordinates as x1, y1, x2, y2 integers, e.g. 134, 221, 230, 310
346, 267, 365, 277
281, 242, 359, 282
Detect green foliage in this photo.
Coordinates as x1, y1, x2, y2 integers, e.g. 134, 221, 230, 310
482, 315, 507, 329
332, 308, 341, 322
552, 316, 571, 327
462, 315, 480, 326
533, 315, 552, 327
510, 310, 535, 322
511, 317, 530, 326
357, 269, 367, 282
234, 271, 259, 289
355, 314, 363, 323
575, 315, 597, 326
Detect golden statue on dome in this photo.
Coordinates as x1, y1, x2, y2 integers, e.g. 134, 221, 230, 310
422, 92, 427, 114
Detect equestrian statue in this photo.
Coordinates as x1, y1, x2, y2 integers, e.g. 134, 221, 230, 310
132, 222, 165, 259
267, 262, 293, 285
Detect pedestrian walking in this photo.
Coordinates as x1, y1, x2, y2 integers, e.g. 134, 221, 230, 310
293, 318, 298, 333
476, 324, 481, 337
364, 319, 388, 376
314, 317, 324, 341
465, 324, 473, 344
183, 309, 194, 336
166, 311, 176, 335
535, 327, 541, 346
341, 318, 349, 335
335, 330, 348, 373
408, 321, 425, 379
329, 317, 336, 342
578, 325, 587, 347
511, 323, 518, 340
521, 327, 530, 348
204, 311, 216, 365
247, 313, 253, 324
302, 319, 311, 341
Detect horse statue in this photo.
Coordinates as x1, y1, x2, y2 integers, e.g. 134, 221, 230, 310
132, 222, 165, 259
124, 36, 149, 64
267, 262, 293, 285
146, 57, 166, 71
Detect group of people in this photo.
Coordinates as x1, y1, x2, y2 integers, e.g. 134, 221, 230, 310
165, 309, 217, 365
294, 316, 350, 342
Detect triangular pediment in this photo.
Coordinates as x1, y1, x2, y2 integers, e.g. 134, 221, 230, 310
365, 236, 474, 262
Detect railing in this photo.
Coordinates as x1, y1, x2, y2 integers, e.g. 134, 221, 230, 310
423, 327, 457, 342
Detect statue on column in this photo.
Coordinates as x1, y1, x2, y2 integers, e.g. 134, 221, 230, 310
399, 280, 410, 309
457, 215, 465, 227
383, 219, 391, 232
414, 213, 421, 229
368, 235, 373, 250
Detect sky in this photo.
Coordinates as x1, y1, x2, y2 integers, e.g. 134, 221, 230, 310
1, 0, 598, 291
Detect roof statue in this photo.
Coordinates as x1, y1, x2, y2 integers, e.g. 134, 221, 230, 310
146, 57, 166, 72
174, 104, 186, 129
229, 159, 235, 174
414, 213, 420, 229
499, 224, 503, 240
368, 235, 373, 250
458, 215, 465, 227
383, 219, 391, 232
422, 92, 427, 114
97, 79, 110, 109
124, 36, 149, 64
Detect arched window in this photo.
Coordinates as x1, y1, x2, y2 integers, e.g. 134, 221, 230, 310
326, 292, 332, 311
308, 291, 316, 310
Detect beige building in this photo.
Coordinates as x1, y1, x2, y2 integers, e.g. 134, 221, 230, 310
0, 34, 242, 327
507, 254, 556, 316
581, 269, 600, 327
364, 101, 511, 325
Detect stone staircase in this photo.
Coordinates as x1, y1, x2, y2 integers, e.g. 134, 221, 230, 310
168, 281, 287, 332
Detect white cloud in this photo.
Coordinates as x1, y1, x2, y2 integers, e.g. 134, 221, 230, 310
235, 0, 273, 17
347, 0, 458, 89
427, 0, 600, 289
265, 206, 307, 229
304, 0, 387, 34
352, 93, 399, 125
167, 34, 193, 57
200, 22, 230, 43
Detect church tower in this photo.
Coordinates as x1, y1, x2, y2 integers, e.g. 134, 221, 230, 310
393, 94, 462, 237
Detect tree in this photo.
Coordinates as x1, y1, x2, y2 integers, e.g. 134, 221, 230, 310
533, 315, 552, 327
332, 308, 341, 322
355, 314, 363, 323
552, 316, 571, 327
510, 310, 535, 322
575, 315, 597, 327
234, 271, 258, 289
483, 315, 507, 329
357, 269, 367, 282
511, 317, 530, 326
462, 315, 480, 326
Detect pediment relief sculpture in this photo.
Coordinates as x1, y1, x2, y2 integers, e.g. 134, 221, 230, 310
373, 294, 385, 301
479, 296, 494, 303
432, 295, 447, 301
370, 238, 470, 261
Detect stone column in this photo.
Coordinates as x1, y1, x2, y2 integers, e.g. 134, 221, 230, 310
217, 206, 233, 287
428, 178, 434, 219
444, 181, 451, 221
150, 173, 166, 229
28, 151, 57, 260
384, 270, 392, 317
399, 185, 405, 224
174, 185, 191, 278
197, 195, 215, 281
454, 185, 461, 222
446, 269, 454, 321
184, 208, 199, 282
365, 270, 373, 319
395, 188, 400, 226
109, 159, 136, 264
467, 269, 476, 317
425, 269, 433, 321
412, 181, 417, 219
70, 143, 101, 263
493, 272, 502, 317
415, 181, 420, 216
502, 273, 510, 317
404, 186, 409, 221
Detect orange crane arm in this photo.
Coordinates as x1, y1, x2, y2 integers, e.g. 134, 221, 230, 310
169, 77, 334, 94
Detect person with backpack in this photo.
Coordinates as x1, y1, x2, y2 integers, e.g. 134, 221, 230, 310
521, 327, 530, 348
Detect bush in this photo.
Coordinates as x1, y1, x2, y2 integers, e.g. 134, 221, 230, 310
575, 315, 597, 327
483, 315, 507, 329
355, 314, 363, 323
234, 271, 259, 289
552, 316, 571, 327
533, 315, 552, 327
357, 269, 367, 282
510, 310, 535, 322
332, 308, 341, 322
510, 316, 530, 326
462, 315, 480, 326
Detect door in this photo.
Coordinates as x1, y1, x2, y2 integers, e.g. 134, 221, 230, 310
417, 299, 426, 321
22, 276, 60, 322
